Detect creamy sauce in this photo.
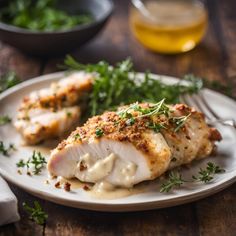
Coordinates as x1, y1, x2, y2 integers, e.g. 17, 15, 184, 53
75, 153, 117, 182
56, 177, 161, 200
74, 153, 138, 188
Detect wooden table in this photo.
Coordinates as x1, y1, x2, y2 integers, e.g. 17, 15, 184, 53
0, 0, 236, 235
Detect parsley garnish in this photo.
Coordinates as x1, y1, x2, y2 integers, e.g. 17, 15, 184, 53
192, 162, 225, 183
23, 201, 48, 225
160, 162, 225, 192
160, 172, 185, 193
0, 71, 20, 93
0, 141, 16, 156
95, 128, 104, 137
0, 115, 11, 125
16, 151, 47, 175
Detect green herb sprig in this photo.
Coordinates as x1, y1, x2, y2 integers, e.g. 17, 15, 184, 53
23, 201, 48, 225
0, 71, 20, 93
0, 141, 16, 156
0, 0, 93, 32
64, 56, 202, 117
160, 172, 185, 193
147, 122, 166, 133
192, 162, 225, 183
0, 115, 11, 125
170, 113, 191, 132
16, 151, 47, 175
160, 162, 225, 193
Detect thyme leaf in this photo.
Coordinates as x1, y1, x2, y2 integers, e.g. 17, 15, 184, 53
160, 162, 225, 193
170, 113, 191, 132
192, 162, 225, 183
0, 115, 11, 125
146, 122, 166, 133
23, 201, 48, 225
0, 141, 16, 156
16, 151, 47, 175
95, 128, 104, 138
160, 172, 185, 193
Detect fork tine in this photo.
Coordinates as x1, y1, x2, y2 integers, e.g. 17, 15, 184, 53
181, 94, 211, 121
198, 91, 220, 120
191, 94, 216, 120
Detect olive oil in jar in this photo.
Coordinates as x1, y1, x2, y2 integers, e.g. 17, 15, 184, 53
129, 0, 208, 54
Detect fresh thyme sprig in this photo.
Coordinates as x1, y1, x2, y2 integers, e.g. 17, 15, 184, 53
146, 122, 166, 133
0, 141, 16, 156
23, 201, 48, 225
16, 151, 47, 175
136, 99, 170, 118
170, 113, 191, 132
160, 162, 225, 192
117, 100, 191, 133
63, 56, 202, 117
160, 172, 186, 193
0, 115, 11, 125
192, 162, 225, 183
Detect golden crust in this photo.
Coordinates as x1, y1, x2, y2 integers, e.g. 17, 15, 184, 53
19, 76, 92, 114
55, 103, 220, 173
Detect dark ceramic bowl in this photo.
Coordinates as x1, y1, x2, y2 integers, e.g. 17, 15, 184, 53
0, 0, 113, 56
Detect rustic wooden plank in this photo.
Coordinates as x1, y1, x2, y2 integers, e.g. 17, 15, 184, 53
192, 1, 236, 236
0, 185, 45, 236
217, 0, 236, 94
0, 43, 42, 80
195, 183, 236, 236
43, 201, 199, 236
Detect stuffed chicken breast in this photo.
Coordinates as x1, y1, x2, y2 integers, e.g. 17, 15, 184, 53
47, 101, 221, 188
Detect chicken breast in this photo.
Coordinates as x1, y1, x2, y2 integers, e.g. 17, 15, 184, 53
15, 106, 81, 145
15, 72, 93, 144
47, 102, 221, 188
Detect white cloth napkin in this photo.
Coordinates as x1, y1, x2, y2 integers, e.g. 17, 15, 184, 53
0, 176, 20, 226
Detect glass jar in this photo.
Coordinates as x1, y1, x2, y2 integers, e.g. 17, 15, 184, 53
129, 0, 208, 54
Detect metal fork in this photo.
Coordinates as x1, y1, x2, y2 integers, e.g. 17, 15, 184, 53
181, 91, 236, 129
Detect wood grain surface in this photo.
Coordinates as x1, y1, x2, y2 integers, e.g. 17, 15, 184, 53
0, 0, 235, 235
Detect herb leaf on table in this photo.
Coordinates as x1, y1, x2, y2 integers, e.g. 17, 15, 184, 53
23, 201, 48, 225
0, 71, 20, 93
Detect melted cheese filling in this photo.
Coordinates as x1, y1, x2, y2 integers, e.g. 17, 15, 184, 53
75, 153, 138, 187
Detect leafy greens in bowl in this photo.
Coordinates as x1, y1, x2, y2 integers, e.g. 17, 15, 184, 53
0, 0, 114, 56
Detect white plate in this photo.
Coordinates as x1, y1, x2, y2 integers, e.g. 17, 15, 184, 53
0, 72, 236, 212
